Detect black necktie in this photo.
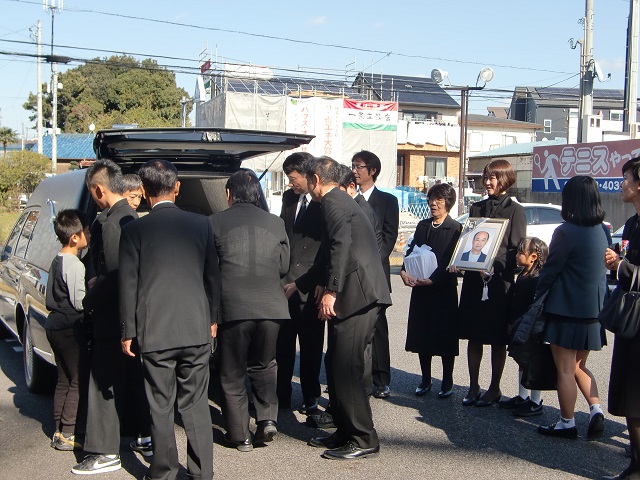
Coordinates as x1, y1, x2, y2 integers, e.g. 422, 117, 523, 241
296, 196, 307, 225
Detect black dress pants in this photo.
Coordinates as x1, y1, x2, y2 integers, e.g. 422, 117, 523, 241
143, 344, 213, 480
219, 319, 281, 442
276, 299, 325, 406
326, 305, 379, 449
84, 338, 126, 455
371, 306, 391, 387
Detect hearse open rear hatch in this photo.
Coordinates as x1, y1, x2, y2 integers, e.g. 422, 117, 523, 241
93, 128, 314, 175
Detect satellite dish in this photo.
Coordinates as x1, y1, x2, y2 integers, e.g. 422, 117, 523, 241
593, 61, 610, 82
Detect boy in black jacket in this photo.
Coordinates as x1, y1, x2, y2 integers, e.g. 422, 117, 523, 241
45, 209, 90, 451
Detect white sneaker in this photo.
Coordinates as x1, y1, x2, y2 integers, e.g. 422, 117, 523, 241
71, 454, 121, 475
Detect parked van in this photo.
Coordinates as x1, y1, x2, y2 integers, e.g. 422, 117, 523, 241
0, 128, 312, 392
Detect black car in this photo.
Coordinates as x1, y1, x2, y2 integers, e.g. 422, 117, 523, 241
0, 128, 313, 392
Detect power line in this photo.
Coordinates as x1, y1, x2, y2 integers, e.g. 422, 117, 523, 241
3, 0, 576, 76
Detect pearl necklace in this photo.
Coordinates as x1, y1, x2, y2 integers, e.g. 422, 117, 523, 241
431, 219, 444, 229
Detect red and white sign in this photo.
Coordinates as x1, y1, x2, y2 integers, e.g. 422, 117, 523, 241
343, 99, 398, 131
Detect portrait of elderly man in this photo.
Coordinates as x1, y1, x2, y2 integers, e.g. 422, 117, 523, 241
461, 230, 490, 263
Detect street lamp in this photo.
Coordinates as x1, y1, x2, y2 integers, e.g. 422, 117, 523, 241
180, 96, 188, 128
431, 67, 494, 215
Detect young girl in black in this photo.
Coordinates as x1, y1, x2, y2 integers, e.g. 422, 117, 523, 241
499, 236, 549, 416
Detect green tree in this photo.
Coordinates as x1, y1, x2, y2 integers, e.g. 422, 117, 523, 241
0, 127, 18, 157
0, 150, 50, 209
23, 55, 191, 133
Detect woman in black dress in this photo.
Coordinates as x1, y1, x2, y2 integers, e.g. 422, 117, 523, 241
401, 183, 461, 398
457, 160, 526, 407
604, 158, 640, 479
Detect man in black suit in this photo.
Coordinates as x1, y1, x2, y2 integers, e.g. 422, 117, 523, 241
277, 152, 324, 414
72, 159, 149, 476
211, 169, 290, 452
352, 150, 399, 399
119, 160, 219, 480
300, 156, 391, 460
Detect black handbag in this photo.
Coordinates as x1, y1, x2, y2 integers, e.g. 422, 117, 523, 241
598, 264, 640, 339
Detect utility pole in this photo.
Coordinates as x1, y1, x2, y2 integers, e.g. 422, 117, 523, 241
36, 20, 43, 154
624, 0, 639, 133
578, 0, 595, 143
44, 0, 63, 174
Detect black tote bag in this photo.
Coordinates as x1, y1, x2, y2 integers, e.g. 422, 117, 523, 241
599, 264, 640, 339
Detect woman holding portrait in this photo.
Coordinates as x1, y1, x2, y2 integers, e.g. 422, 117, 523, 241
603, 159, 640, 479
401, 183, 461, 399
457, 159, 526, 407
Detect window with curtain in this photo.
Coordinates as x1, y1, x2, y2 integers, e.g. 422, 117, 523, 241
424, 157, 446, 177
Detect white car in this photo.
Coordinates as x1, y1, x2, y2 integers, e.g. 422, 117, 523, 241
456, 202, 613, 248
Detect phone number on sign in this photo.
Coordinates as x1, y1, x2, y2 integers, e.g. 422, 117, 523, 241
596, 179, 622, 191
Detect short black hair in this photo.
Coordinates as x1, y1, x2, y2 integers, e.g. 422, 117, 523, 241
226, 168, 268, 210
561, 175, 605, 226
352, 150, 381, 182
122, 173, 142, 192
283, 152, 315, 176
85, 159, 125, 194
306, 156, 342, 185
622, 156, 640, 181
138, 159, 178, 198
337, 164, 356, 190
427, 183, 456, 212
54, 209, 88, 245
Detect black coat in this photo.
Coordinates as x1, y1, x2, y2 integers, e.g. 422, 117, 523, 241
403, 215, 461, 356
119, 202, 220, 353
458, 194, 527, 345
280, 189, 322, 304
608, 214, 640, 418
367, 187, 399, 290
299, 188, 391, 319
211, 202, 290, 323
84, 198, 137, 340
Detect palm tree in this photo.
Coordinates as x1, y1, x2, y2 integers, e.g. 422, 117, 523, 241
0, 127, 18, 157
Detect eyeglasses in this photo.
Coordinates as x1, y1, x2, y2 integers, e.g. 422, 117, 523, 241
352, 164, 368, 171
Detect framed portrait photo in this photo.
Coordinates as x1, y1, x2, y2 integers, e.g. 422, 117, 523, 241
448, 217, 509, 272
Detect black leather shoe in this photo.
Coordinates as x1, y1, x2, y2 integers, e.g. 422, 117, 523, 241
308, 433, 346, 449
322, 441, 380, 460
462, 391, 481, 407
475, 390, 502, 407
537, 423, 578, 439
307, 411, 335, 429
372, 385, 390, 399
587, 413, 605, 440
224, 433, 253, 452
298, 399, 319, 415
415, 382, 432, 396
254, 420, 277, 444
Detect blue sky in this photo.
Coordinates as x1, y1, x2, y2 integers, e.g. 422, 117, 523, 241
0, 0, 634, 136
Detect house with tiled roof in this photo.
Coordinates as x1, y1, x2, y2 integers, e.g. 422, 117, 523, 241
509, 86, 640, 142
27, 133, 95, 173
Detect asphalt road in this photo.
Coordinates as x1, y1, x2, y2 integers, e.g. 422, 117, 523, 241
0, 274, 631, 479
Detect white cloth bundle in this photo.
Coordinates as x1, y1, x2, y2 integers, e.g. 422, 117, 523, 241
404, 244, 438, 280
